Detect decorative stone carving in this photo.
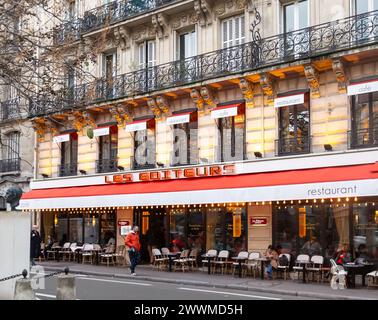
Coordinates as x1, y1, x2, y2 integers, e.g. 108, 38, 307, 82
332, 59, 347, 94
32, 118, 58, 142
82, 111, 96, 128
239, 78, 254, 104
147, 98, 162, 118
194, 0, 213, 27
67, 111, 89, 133
259, 73, 274, 104
214, 0, 249, 18
152, 13, 169, 39
156, 96, 170, 115
200, 86, 216, 107
304, 65, 321, 98
132, 27, 155, 42
172, 12, 199, 30
190, 88, 205, 110
114, 26, 131, 50
109, 104, 132, 127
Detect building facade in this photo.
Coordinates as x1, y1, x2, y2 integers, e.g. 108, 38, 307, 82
20, 0, 378, 263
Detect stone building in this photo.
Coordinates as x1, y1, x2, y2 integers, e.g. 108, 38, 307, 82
20, 0, 378, 263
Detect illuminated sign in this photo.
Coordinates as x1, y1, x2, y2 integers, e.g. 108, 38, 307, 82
250, 217, 268, 226
105, 165, 236, 184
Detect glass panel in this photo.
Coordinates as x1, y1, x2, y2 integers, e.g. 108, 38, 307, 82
355, 93, 370, 131
299, 206, 322, 256
100, 211, 115, 246
69, 216, 83, 243
84, 216, 99, 244
206, 207, 224, 251
220, 115, 245, 161
187, 208, 205, 251
170, 208, 187, 251
100, 135, 110, 159
353, 203, 378, 260
375, 0, 378, 11
56, 214, 68, 246
225, 206, 247, 256
284, 3, 295, 33
356, 0, 369, 14
274, 206, 298, 255
298, 0, 309, 29
110, 131, 118, 159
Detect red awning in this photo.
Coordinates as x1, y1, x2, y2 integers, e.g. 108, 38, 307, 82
22, 163, 378, 200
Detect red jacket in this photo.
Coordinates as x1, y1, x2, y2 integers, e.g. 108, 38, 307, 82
125, 232, 141, 252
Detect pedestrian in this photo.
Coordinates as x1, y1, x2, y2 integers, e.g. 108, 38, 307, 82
125, 226, 141, 276
30, 230, 41, 266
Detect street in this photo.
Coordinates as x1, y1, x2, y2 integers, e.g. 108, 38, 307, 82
33, 273, 317, 300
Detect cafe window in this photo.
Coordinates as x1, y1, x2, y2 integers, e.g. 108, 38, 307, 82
214, 101, 246, 162
84, 215, 99, 244
171, 110, 198, 166
277, 93, 310, 155
97, 126, 118, 173
350, 91, 378, 148
132, 118, 156, 170
100, 211, 116, 246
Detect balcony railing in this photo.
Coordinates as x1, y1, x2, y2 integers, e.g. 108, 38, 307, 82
1, 98, 20, 121
130, 155, 156, 170
0, 158, 21, 172
58, 163, 78, 177
96, 158, 118, 173
275, 136, 311, 156
31, 10, 378, 117
348, 127, 378, 149
54, 0, 177, 44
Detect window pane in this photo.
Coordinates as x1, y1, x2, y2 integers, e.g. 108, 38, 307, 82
206, 207, 224, 251
298, 0, 309, 29
69, 216, 83, 243
274, 206, 298, 254
284, 3, 295, 32
354, 93, 370, 131
225, 206, 247, 256
356, 0, 369, 14
187, 209, 204, 251
170, 208, 187, 250
84, 216, 99, 244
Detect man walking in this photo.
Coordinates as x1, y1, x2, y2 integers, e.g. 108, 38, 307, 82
125, 226, 141, 276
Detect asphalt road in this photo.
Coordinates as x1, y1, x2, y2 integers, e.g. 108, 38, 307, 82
32, 273, 317, 300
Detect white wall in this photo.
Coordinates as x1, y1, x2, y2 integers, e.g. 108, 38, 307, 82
0, 212, 31, 300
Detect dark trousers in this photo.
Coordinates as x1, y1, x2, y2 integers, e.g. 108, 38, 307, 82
129, 250, 140, 273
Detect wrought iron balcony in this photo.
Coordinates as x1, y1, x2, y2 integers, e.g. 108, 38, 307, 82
58, 163, 78, 177
348, 127, 378, 149
275, 136, 311, 156
1, 98, 20, 121
0, 158, 21, 172
54, 0, 177, 44
96, 158, 118, 173
31, 10, 378, 117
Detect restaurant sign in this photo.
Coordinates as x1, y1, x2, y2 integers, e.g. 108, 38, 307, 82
105, 164, 236, 184
347, 80, 378, 96
250, 217, 268, 226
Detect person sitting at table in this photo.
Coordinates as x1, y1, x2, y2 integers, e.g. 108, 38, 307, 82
335, 245, 352, 265
264, 245, 278, 280
301, 235, 322, 256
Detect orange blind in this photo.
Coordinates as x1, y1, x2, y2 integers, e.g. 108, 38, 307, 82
299, 207, 306, 238
233, 213, 242, 238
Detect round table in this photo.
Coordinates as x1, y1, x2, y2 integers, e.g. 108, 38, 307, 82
201, 254, 216, 275
295, 261, 313, 283
343, 263, 376, 288
166, 252, 180, 272
231, 257, 248, 278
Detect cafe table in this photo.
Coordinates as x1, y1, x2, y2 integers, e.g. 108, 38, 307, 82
255, 257, 270, 279
231, 257, 248, 278
295, 260, 313, 283
201, 254, 217, 275
166, 252, 180, 272
343, 263, 376, 288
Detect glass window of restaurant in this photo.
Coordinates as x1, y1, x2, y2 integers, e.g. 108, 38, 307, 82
273, 200, 378, 263
350, 91, 378, 148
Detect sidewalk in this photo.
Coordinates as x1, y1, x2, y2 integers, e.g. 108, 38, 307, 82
37, 261, 378, 300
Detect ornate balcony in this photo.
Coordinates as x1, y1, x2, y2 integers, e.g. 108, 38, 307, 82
58, 163, 78, 177
96, 158, 118, 173
348, 127, 378, 149
32, 10, 378, 117
275, 136, 311, 156
1, 98, 20, 121
0, 158, 21, 172
54, 0, 177, 44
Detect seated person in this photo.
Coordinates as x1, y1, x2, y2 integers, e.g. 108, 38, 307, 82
301, 236, 322, 256
264, 245, 278, 280
335, 246, 352, 265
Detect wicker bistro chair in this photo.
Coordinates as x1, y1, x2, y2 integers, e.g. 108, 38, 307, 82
201, 249, 217, 272
58, 242, 71, 261
231, 251, 249, 276
187, 249, 200, 270
82, 244, 95, 264
62, 243, 77, 262
173, 249, 191, 272
211, 250, 230, 274
161, 247, 170, 258
292, 254, 310, 281
100, 244, 116, 266
152, 248, 168, 270
243, 252, 261, 278
274, 253, 291, 280
113, 245, 126, 266
46, 242, 59, 260
306, 255, 324, 282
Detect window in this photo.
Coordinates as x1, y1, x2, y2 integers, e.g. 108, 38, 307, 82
356, 0, 378, 14
1, 131, 20, 171
350, 92, 378, 148
59, 134, 78, 177
133, 122, 156, 170
278, 94, 310, 155
138, 40, 156, 90
283, 0, 309, 33
178, 30, 197, 59
66, 66, 76, 100
222, 15, 245, 48
97, 126, 118, 173
67, 0, 79, 21
103, 52, 117, 98
171, 111, 198, 166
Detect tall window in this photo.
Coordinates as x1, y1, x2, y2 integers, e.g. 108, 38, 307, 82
66, 66, 75, 100
59, 134, 78, 176
278, 94, 310, 155
138, 40, 156, 90
171, 111, 198, 166
3, 131, 20, 160
133, 119, 156, 170
178, 30, 197, 60
66, 0, 79, 21
97, 126, 118, 173
350, 92, 378, 148
283, 0, 309, 33
356, 0, 378, 14
103, 52, 117, 98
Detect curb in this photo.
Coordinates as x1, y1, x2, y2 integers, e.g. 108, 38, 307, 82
40, 266, 376, 300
